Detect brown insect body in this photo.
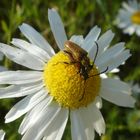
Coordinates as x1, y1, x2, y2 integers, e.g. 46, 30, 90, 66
63, 41, 108, 101
64, 41, 93, 80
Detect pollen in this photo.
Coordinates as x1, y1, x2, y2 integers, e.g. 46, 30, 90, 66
131, 11, 140, 25
43, 51, 101, 109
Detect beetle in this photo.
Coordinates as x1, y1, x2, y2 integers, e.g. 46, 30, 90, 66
64, 40, 93, 80
63, 40, 108, 101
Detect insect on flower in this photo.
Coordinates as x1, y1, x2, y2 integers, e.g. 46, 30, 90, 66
64, 40, 93, 80
63, 40, 108, 100
0, 9, 135, 140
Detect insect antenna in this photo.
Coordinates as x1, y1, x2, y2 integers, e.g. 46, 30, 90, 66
89, 66, 109, 77
93, 41, 99, 65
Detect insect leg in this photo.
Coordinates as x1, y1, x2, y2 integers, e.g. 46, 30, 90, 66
79, 80, 86, 101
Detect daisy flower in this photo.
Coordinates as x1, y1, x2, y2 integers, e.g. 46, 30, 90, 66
0, 130, 5, 140
116, 0, 140, 36
0, 9, 135, 140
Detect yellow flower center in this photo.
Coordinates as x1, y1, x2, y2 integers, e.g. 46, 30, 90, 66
131, 11, 140, 25
43, 51, 101, 109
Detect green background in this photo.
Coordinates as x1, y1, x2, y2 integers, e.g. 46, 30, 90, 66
0, 0, 140, 139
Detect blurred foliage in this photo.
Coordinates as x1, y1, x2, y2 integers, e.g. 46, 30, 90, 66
0, 0, 140, 140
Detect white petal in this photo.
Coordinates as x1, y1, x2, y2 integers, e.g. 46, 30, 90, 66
82, 26, 101, 51
5, 89, 47, 123
0, 66, 7, 72
96, 30, 115, 57
136, 26, 140, 36
42, 108, 68, 140
22, 103, 68, 140
0, 71, 42, 85
70, 35, 84, 46
0, 130, 5, 140
48, 9, 67, 50
97, 49, 131, 73
0, 52, 4, 61
88, 41, 99, 62
94, 96, 102, 109
11, 39, 50, 61
88, 30, 114, 62
95, 42, 125, 66
104, 78, 132, 94
122, 2, 135, 13
117, 19, 131, 29
110, 68, 120, 73
0, 43, 45, 70
119, 9, 131, 20
85, 26, 101, 42
0, 81, 43, 98
19, 23, 55, 57
22, 100, 58, 140
128, 0, 139, 10
19, 95, 53, 134
124, 25, 136, 35
71, 112, 84, 140
107, 50, 131, 72
116, 9, 131, 26
70, 108, 95, 140
42, 137, 47, 140
132, 84, 140, 93
100, 73, 108, 79
87, 103, 105, 135
100, 78, 136, 107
